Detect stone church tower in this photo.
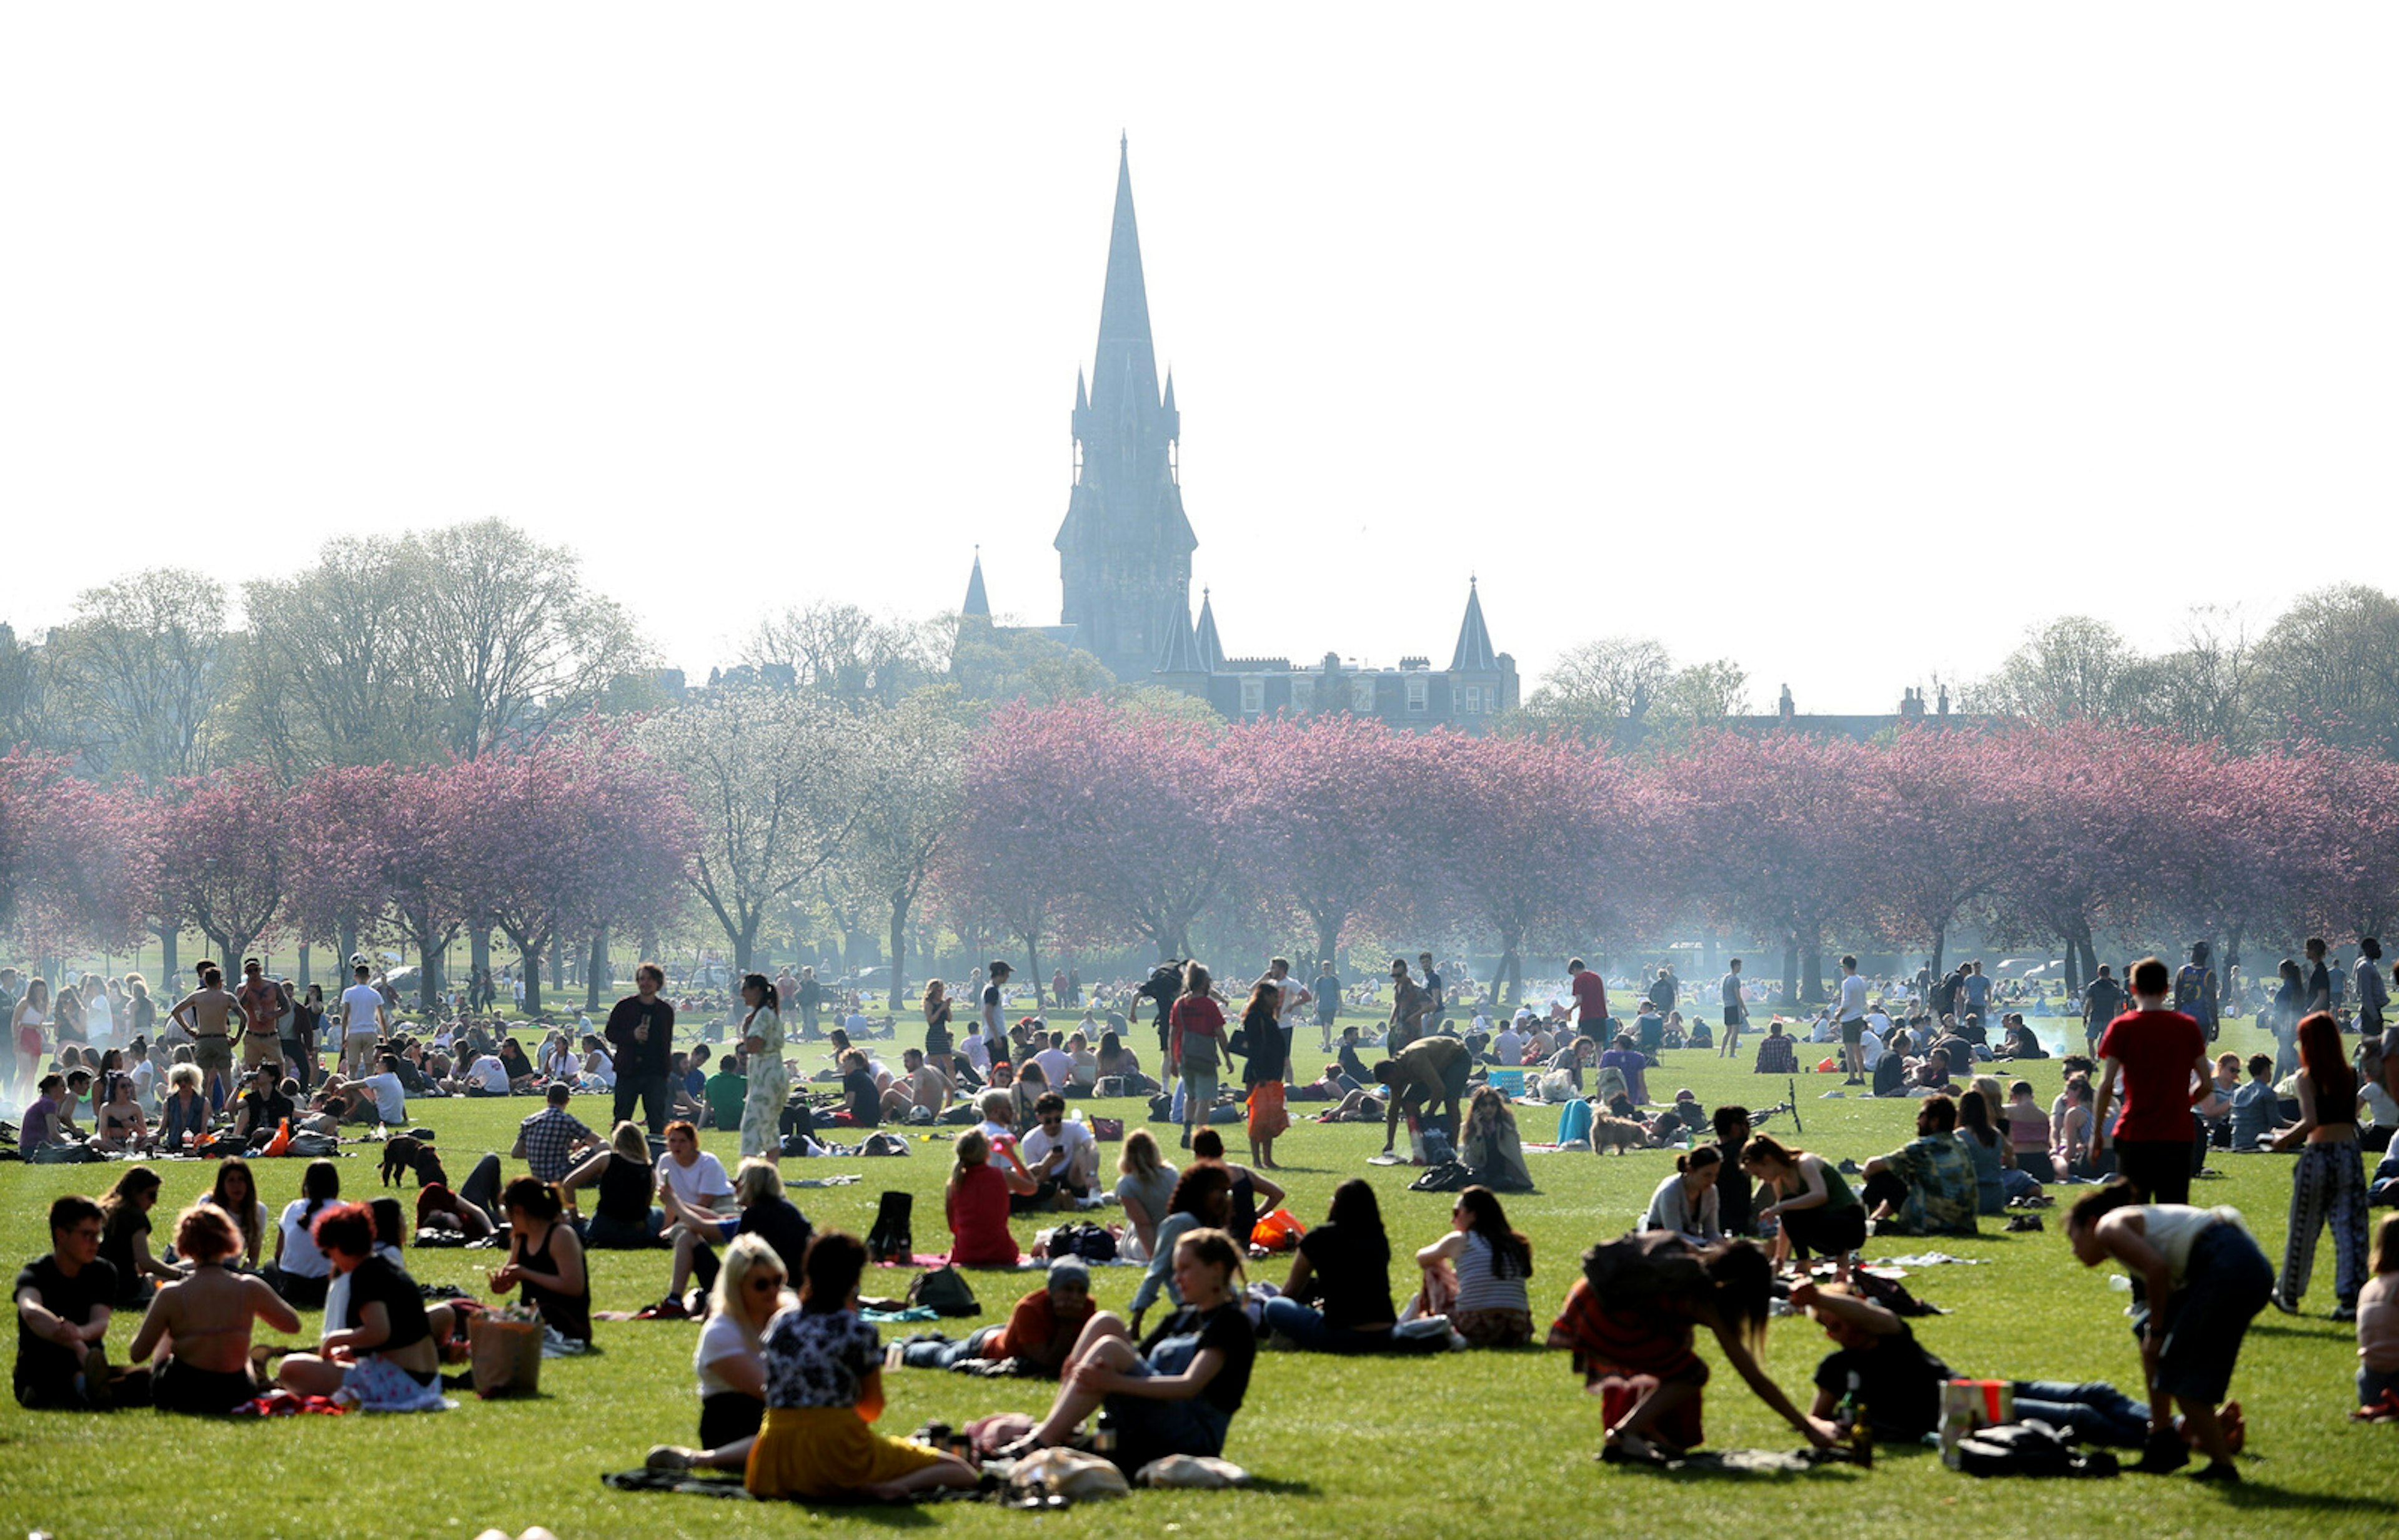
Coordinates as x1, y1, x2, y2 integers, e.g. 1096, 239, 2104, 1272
1053, 137, 1196, 685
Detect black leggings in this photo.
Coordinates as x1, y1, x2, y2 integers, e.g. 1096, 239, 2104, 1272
1782, 1201, 1868, 1259
698, 1390, 763, 1449
152, 1359, 257, 1416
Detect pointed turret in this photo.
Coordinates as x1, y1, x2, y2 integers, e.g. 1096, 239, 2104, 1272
1449, 577, 1498, 673
1090, 136, 1160, 422
1194, 587, 1224, 673
962, 551, 991, 619
1153, 597, 1205, 678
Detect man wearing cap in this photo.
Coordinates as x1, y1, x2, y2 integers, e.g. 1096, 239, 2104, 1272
900, 1255, 1095, 1374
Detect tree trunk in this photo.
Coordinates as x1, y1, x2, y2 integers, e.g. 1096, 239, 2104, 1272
1800, 923, 1825, 1005
2225, 928, 2243, 1015
1314, 917, 1341, 980
519, 941, 543, 1016
734, 918, 758, 975
887, 899, 909, 1012
336, 920, 358, 973
159, 925, 180, 991
1779, 936, 1800, 1007
297, 941, 312, 992
2076, 933, 2099, 993
1927, 920, 1947, 980
1498, 938, 1524, 1008
549, 943, 563, 993
586, 928, 608, 1012
1023, 935, 1046, 1013
470, 925, 492, 987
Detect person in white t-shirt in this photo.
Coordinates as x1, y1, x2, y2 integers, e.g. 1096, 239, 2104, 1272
1267, 958, 1313, 1088
1016, 1092, 1099, 1203
1834, 955, 1871, 1086
355, 1055, 408, 1123
657, 1121, 735, 1213
339, 961, 389, 1078
1031, 1033, 1074, 1093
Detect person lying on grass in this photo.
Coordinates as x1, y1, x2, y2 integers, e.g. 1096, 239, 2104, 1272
1547, 1233, 1838, 1464
1789, 1279, 2242, 1451
745, 1231, 978, 1502
646, 1234, 792, 1473
991, 1228, 1255, 1473
899, 1254, 1096, 1372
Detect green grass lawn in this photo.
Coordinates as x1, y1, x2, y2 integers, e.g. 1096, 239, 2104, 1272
2, 1016, 2395, 1540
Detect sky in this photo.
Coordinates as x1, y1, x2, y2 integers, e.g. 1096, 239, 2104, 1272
4, 6, 2396, 712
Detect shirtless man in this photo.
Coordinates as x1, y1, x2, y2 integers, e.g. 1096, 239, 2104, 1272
234, 958, 282, 1073
166, 961, 246, 1107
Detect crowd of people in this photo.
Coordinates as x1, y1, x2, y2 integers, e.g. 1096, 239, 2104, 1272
9, 938, 2399, 1504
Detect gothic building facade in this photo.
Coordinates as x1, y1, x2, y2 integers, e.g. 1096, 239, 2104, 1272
962, 139, 1517, 733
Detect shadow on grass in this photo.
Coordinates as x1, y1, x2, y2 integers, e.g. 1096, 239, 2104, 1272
1244, 1478, 1318, 1496
2218, 1481, 2399, 1516
1609, 1450, 1869, 1483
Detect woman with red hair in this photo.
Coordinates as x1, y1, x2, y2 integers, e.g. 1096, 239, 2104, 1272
2271, 1010, 2369, 1319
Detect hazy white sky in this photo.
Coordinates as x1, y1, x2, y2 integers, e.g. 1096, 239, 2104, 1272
5, 6, 2395, 711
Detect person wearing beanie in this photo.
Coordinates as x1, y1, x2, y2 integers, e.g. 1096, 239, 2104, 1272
898, 1253, 1098, 1376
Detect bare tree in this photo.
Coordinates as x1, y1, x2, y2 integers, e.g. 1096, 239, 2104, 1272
1512, 635, 1675, 745
1974, 616, 2139, 725
742, 602, 938, 711
2251, 584, 2399, 750
240, 535, 443, 770
46, 568, 229, 783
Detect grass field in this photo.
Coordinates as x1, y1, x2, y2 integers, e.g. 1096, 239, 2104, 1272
2, 1013, 2395, 1540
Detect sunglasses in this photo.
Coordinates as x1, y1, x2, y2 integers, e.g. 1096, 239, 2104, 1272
748, 1274, 785, 1291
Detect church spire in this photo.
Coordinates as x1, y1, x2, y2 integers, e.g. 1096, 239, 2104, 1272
1194, 587, 1223, 672
1090, 135, 1160, 424
962, 550, 990, 618
1449, 577, 1498, 672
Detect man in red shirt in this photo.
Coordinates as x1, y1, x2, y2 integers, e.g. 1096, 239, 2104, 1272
1569, 958, 1610, 1042
2090, 955, 2211, 1205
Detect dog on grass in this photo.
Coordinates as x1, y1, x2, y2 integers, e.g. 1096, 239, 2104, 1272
1590, 1115, 1652, 1155
380, 1134, 447, 1188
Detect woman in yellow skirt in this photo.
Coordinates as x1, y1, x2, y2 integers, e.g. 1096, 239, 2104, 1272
746, 1231, 978, 1502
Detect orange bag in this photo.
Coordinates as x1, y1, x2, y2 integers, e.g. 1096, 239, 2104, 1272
262, 1118, 292, 1158
1250, 1208, 1306, 1252
1816, 1056, 1840, 1073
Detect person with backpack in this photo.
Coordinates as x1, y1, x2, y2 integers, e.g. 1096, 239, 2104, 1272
1547, 1233, 1837, 1463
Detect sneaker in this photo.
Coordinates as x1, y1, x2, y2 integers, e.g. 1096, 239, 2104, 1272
2004, 1214, 2045, 1233
645, 1446, 695, 1471
2268, 1293, 2300, 1316
2332, 1303, 2358, 1323
82, 1346, 112, 1409
2188, 1460, 2240, 1483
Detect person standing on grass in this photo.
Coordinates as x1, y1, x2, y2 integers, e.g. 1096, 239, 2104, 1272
2082, 965, 2127, 1056
1717, 958, 1749, 1058
607, 961, 677, 1136
1834, 955, 1869, 1085
1265, 957, 1312, 1088
335, 961, 387, 1081
2064, 1179, 2269, 1481
2090, 956, 2211, 1205
1239, 978, 1289, 1170
1313, 960, 1341, 1053
167, 963, 246, 1107
2270, 1011, 2368, 1321
734, 973, 788, 1163
1386, 957, 1431, 1051
1168, 962, 1226, 1152
2357, 938, 2389, 1041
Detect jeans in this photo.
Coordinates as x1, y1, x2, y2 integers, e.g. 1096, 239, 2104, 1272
2000, 1168, 2042, 1201
2010, 1381, 2150, 1446
614, 1073, 672, 1135
1260, 1295, 1393, 1354
457, 1153, 504, 1217
898, 1325, 1000, 1369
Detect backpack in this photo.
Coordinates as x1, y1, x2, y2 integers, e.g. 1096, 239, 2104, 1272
1047, 1222, 1118, 1262
1952, 1420, 2120, 1479
907, 1264, 980, 1317
1408, 1160, 1476, 1193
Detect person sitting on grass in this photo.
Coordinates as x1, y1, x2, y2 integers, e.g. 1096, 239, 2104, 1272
1789, 1278, 2238, 1451
1414, 1185, 1533, 1348
1113, 1130, 1179, 1264
1641, 1146, 1725, 1244
159, 1064, 209, 1153
274, 1203, 445, 1411
900, 1254, 1096, 1373
1459, 1085, 1534, 1192
2356, 1213, 2399, 1422
97, 1166, 181, 1309
745, 1231, 979, 1501
129, 1203, 300, 1416
490, 1176, 591, 1344
562, 1121, 668, 1249
2062, 1178, 2273, 1480
264, 1160, 341, 1309
944, 1128, 1038, 1268
92, 1072, 153, 1155
1738, 1135, 1864, 1285
1190, 1128, 1284, 1263
1016, 1093, 1100, 1211
646, 1234, 793, 1473
1261, 1178, 1399, 1354
14, 1195, 124, 1410
1127, 1164, 1234, 1334
655, 1157, 814, 1319
1860, 1095, 1980, 1236
992, 1228, 1255, 1473
2228, 1053, 2278, 1151
702, 1050, 748, 1134
1548, 1233, 1836, 1464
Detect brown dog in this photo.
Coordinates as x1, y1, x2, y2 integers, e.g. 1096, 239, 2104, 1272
379, 1134, 446, 1188
1590, 1115, 1652, 1155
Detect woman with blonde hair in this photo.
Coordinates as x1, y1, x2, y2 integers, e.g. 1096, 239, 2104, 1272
1115, 1128, 1180, 1262
945, 1128, 1037, 1266
159, 1062, 209, 1152
564, 1120, 668, 1249
647, 1234, 795, 1471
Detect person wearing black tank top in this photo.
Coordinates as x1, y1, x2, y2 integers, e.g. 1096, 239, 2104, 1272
493, 1177, 591, 1342
564, 1121, 667, 1249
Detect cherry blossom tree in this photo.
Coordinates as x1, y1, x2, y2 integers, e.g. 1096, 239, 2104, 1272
1852, 727, 2027, 974
149, 763, 293, 973
0, 752, 149, 952
936, 701, 1108, 1004
1223, 714, 1418, 969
